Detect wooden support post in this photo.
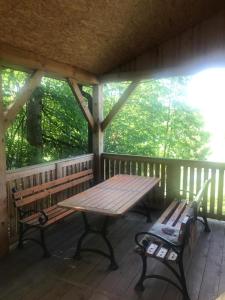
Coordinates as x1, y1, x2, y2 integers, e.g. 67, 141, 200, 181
92, 84, 103, 182
0, 67, 9, 256
4, 70, 44, 130
68, 78, 95, 129
101, 81, 139, 131
166, 163, 181, 206
88, 94, 93, 153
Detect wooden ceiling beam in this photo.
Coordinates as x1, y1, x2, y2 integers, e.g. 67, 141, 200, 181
0, 42, 99, 85
4, 70, 44, 130
101, 81, 139, 131
68, 78, 95, 129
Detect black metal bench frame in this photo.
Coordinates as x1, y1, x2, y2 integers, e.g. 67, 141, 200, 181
13, 169, 93, 257
134, 179, 211, 300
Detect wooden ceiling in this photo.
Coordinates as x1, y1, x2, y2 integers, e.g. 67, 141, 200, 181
0, 0, 225, 79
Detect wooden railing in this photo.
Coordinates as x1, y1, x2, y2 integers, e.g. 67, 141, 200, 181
6, 152, 225, 243
102, 153, 225, 220
6, 154, 94, 243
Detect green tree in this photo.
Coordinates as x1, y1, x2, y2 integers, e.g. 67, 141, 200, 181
3, 69, 88, 168
2, 69, 210, 169
104, 78, 210, 160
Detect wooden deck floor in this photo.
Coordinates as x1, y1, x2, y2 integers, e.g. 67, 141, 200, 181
1, 212, 225, 300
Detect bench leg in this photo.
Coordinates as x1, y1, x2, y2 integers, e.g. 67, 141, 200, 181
17, 223, 50, 257
202, 215, 211, 233
18, 223, 25, 249
135, 249, 190, 299
135, 254, 147, 291
178, 256, 190, 300
197, 215, 211, 233
40, 229, 51, 258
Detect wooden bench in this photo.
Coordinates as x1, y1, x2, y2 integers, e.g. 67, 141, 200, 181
134, 179, 211, 300
13, 168, 94, 257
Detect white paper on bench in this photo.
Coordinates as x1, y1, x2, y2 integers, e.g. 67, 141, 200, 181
147, 243, 158, 255
156, 247, 168, 258
167, 251, 178, 261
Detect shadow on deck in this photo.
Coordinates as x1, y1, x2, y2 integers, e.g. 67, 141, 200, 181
0, 212, 225, 300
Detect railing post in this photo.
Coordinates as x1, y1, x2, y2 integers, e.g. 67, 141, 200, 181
0, 67, 9, 256
166, 162, 181, 206
56, 161, 63, 179
93, 84, 103, 183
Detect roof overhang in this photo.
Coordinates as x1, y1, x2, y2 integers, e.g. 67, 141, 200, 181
0, 1, 225, 83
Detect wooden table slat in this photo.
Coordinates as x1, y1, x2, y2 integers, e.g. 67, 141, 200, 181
58, 175, 160, 216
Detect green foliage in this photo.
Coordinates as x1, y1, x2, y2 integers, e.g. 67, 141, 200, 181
40, 78, 88, 160
3, 69, 29, 168
3, 69, 88, 169
104, 78, 210, 160
2, 69, 210, 170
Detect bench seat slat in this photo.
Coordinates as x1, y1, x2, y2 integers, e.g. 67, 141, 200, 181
166, 200, 187, 227
149, 201, 189, 246
155, 200, 178, 224
20, 205, 69, 223
20, 206, 75, 227
43, 209, 75, 227
20, 205, 62, 222
174, 203, 193, 230
22, 206, 68, 224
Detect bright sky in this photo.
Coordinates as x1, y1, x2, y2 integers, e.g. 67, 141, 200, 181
187, 68, 225, 162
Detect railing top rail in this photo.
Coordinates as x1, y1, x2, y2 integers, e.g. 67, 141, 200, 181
57, 153, 94, 168
102, 152, 225, 169
6, 153, 94, 181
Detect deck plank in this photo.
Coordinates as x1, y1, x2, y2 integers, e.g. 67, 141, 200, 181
186, 222, 212, 300
217, 221, 225, 299
0, 215, 224, 300
198, 221, 225, 300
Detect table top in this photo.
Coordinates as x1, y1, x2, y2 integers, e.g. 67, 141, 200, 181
58, 174, 160, 216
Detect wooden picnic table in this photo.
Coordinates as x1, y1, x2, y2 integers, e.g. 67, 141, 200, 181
58, 174, 160, 270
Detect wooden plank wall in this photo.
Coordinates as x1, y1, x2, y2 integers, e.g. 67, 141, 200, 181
6, 153, 94, 244
102, 10, 225, 82
102, 153, 225, 220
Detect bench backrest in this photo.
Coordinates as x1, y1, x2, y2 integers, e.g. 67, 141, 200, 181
178, 178, 211, 241
192, 178, 211, 213
13, 168, 94, 208
149, 178, 211, 244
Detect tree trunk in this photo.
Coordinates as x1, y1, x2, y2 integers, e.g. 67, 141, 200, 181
78, 85, 93, 153
26, 87, 43, 164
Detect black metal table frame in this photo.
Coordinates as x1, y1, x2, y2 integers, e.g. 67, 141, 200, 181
73, 212, 118, 270
130, 198, 152, 222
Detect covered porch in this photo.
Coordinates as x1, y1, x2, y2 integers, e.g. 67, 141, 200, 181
1, 208, 224, 300
1, 153, 225, 300
1, 1, 225, 300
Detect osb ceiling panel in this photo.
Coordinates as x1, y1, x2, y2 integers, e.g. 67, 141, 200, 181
0, 0, 224, 75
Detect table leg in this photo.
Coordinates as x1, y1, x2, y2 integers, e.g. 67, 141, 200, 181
74, 212, 118, 270
130, 199, 152, 222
